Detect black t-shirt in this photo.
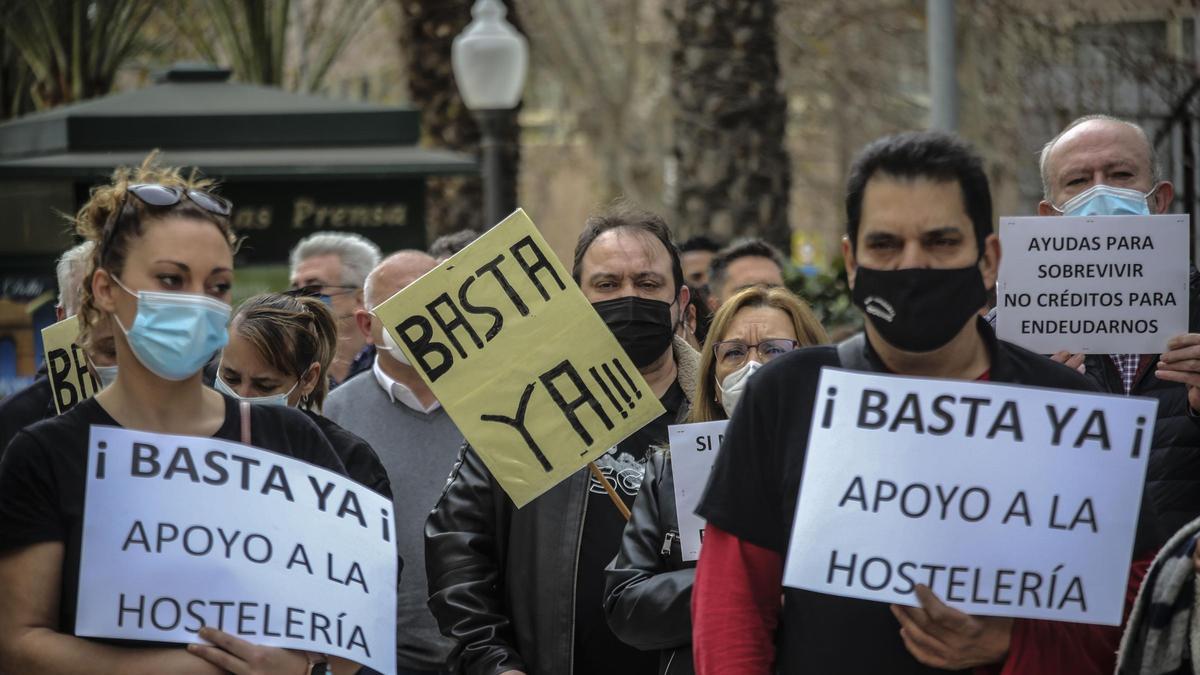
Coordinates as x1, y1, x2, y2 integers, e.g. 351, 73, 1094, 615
305, 410, 393, 499
0, 374, 54, 459
698, 327, 1159, 675
574, 381, 685, 675
0, 395, 346, 637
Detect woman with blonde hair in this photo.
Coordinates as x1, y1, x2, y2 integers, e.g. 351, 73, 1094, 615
0, 156, 358, 674
603, 285, 828, 674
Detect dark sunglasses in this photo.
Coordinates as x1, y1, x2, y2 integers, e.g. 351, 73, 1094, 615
125, 183, 233, 216
100, 183, 233, 260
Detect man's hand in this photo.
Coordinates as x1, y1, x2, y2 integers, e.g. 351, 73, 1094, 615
187, 627, 310, 674
1156, 333, 1200, 411
890, 585, 1013, 669
1050, 350, 1086, 373
499, 671, 527, 675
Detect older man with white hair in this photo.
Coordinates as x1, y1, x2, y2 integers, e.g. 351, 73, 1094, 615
0, 241, 116, 454
1034, 114, 1200, 535
289, 231, 381, 385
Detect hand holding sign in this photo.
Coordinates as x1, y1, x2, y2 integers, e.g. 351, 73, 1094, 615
1156, 333, 1200, 411
785, 368, 1156, 625
891, 586, 1013, 669
996, 215, 1189, 354
187, 627, 310, 674
1049, 351, 1085, 374
76, 426, 398, 674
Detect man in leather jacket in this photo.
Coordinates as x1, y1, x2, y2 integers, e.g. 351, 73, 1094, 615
424, 204, 700, 675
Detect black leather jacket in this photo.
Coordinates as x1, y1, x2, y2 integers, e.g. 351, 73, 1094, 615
603, 450, 695, 675
424, 338, 699, 675
1085, 268, 1200, 536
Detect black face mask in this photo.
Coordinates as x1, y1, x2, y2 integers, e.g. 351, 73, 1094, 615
851, 263, 988, 353
593, 296, 676, 368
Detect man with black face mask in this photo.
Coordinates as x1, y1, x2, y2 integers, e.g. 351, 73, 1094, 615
692, 131, 1161, 675
425, 203, 700, 675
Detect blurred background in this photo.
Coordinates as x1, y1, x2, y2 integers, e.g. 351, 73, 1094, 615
0, 0, 1198, 393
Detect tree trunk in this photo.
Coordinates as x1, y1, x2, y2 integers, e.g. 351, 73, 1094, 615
670, 0, 791, 249
397, 0, 523, 237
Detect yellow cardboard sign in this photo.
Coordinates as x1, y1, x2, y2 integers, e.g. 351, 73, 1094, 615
41, 315, 101, 414
373, 209, 666, 507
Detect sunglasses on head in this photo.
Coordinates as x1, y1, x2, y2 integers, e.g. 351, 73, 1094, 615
100, 183, 234, 259
124, 183, 233, 216
125, 182, 232, 213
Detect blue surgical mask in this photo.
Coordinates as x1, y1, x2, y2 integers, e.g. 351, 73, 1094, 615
213, 373, 296, 407
1054, 184, 1156, 217
110, 275, 231, 381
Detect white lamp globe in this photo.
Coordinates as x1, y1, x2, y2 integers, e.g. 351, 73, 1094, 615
451, 0, 529, 110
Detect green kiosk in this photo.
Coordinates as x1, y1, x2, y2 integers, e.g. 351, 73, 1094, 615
0, 63, 476, 393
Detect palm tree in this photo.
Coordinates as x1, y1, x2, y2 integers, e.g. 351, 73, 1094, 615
168, 0, 383, 92
669, 0, 791, 248
397, 0, 523, 236
0, 0, 156, 110
0, 35, 35, 120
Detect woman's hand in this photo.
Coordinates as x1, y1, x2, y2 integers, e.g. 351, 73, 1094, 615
187, 627, 311, 674
152, 648, 227, 675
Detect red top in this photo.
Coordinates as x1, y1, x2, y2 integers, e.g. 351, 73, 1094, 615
691, 368, 1162, 675
692, 523, 1153, 674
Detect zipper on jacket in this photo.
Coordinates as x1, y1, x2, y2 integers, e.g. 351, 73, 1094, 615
660, 531, 678, 557
568, 478, 589, 675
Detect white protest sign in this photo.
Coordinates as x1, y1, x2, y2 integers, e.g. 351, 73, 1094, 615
996, 215, 1189, 354
668, 420, 727, 561
784, 368, 1154, 625
76, 426, 397, 673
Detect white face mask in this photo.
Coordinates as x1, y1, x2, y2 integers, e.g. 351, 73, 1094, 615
718, 360, 763, 417
213, 372, 298, 407
378, 320, 411, 367
92, 363, 119, 389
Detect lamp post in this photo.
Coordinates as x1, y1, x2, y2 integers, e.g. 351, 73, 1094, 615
452, 0, 529, 229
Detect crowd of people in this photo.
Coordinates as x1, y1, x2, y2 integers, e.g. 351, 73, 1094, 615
0, 112, 1198, 675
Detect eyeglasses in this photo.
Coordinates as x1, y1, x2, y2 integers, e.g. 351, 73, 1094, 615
284, 285, 333, 306
287, 283, 357, 297
284, 284, 359, 309
712, 339, 799, 367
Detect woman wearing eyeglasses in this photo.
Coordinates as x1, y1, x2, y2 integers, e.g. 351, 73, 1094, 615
0, 158, 355, 675
214, 292, 391, 498
603, 285, 827, 675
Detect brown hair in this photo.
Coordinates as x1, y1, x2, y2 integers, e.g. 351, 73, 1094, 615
572, 200, 685, 293
73, 152, 236, 349
690, 286, 829, 423
231, 293, 338, 411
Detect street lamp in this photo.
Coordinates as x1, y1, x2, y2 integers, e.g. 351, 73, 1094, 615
452, 0, 529, 229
